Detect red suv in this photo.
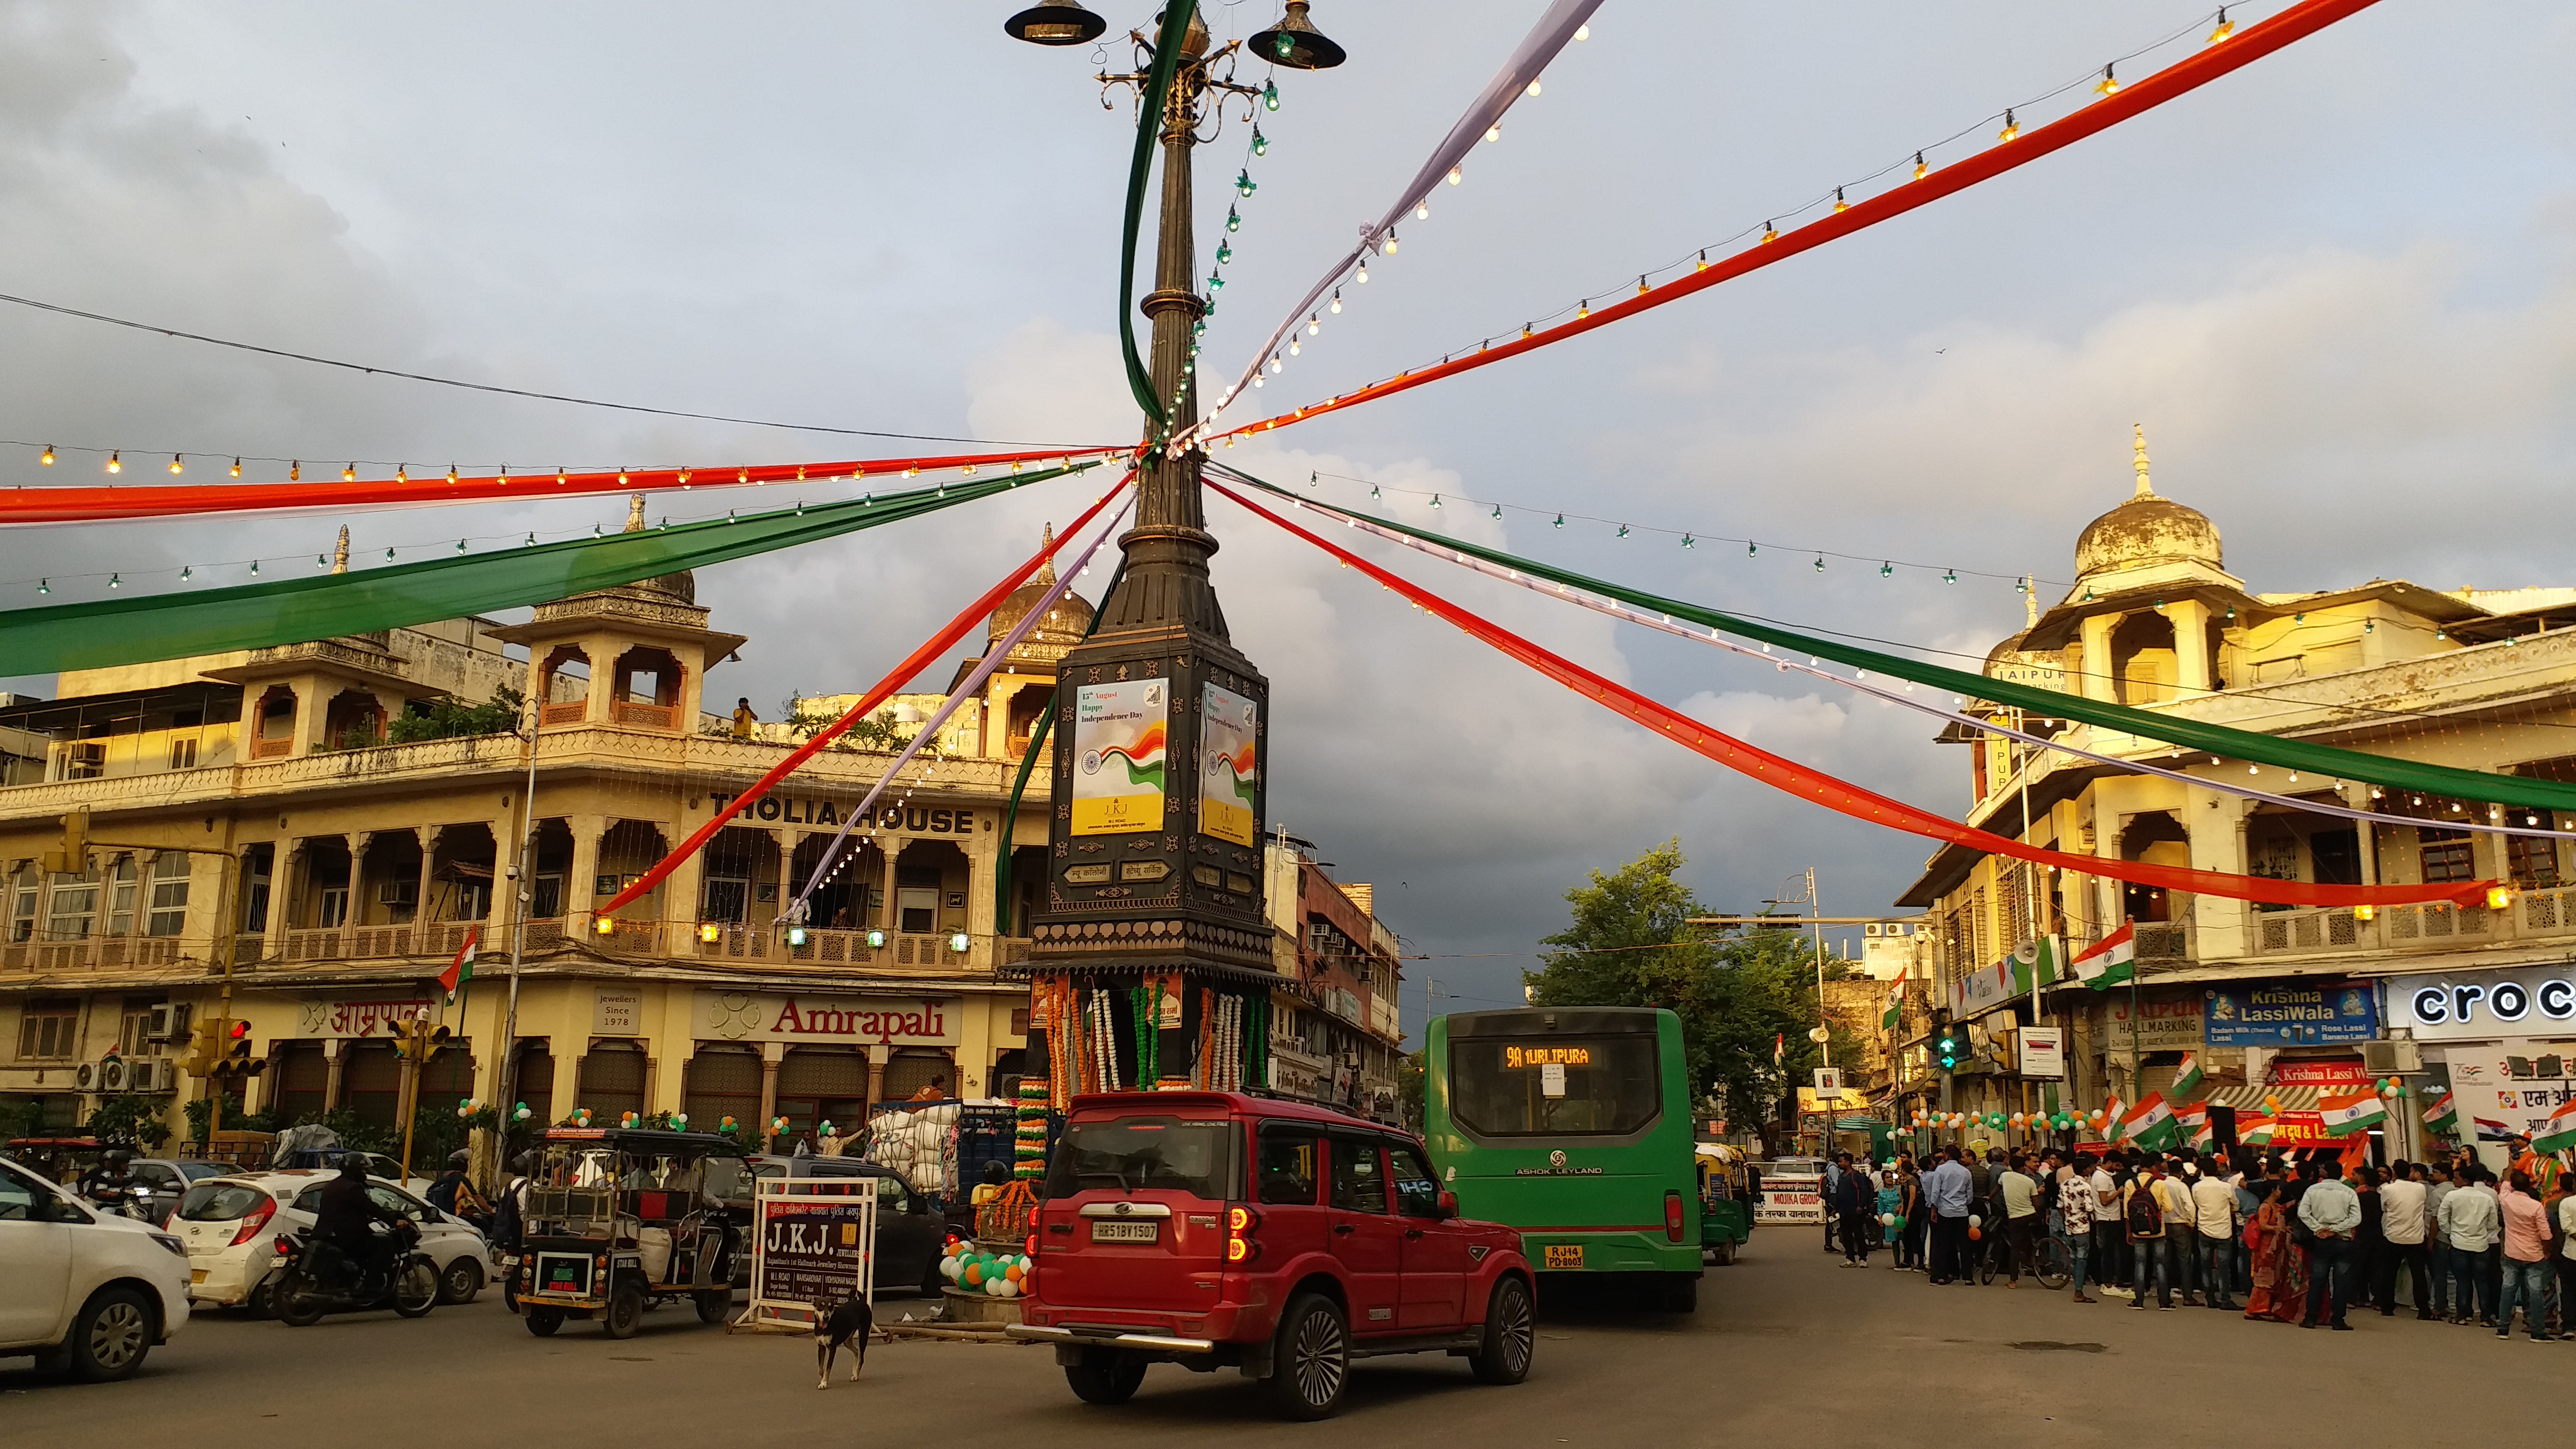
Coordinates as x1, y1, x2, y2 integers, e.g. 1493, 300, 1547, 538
1009, 1091, 1535, 1419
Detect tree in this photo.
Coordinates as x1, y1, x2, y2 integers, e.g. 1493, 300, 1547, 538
1522, 841, 1836, 1156
387, 684, 525, 744
83, 1093, 172, 1151
1396, 1049, 1425, 1130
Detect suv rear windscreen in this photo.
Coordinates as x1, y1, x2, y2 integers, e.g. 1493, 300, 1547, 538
1044, 1114, 1242, 1201
178, 1182, 270, 1222
1448, 1034, 1663, 1138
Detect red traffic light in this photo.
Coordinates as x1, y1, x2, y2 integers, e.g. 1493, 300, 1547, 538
228, 1020, 251, 1043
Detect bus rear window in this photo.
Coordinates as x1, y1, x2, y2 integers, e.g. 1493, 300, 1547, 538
1044, 1115, 1241, 1201
1448, 1035, 1661, 1137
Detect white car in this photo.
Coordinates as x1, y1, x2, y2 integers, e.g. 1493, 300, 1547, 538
172, 1170, 490, 1315
0, 1156, 192, 1381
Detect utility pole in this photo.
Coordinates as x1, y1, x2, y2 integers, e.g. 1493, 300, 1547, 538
491, 687, 542, 1187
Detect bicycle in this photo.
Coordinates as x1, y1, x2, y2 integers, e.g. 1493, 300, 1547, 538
1976, 1219, 2072, 1290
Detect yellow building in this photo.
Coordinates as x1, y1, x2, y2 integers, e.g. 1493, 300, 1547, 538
1897, 432, 2576, 1144
0, 505, 1096, 1149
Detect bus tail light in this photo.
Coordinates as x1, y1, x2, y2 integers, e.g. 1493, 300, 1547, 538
1227, 1204, 1262, 1264
1663, 1190, 1685, 1243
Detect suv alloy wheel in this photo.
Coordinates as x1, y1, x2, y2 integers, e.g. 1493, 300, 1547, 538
1468, 1275, 1535, 1385
1266, 1293, 1351, 1420
67, 1287, 154, 1382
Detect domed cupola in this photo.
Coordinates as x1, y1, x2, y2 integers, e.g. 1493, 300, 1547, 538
2075, 426, 2222, 580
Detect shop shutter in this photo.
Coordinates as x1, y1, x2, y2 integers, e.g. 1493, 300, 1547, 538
340, 1041, 402, 1128
510, 1048, 556, 1121
879, 1049, 953, 1102
274, 1042, 329, 1125
419, 1050, 479, 1106
683, 1046, 763, 1128
777, 1046, 868, 1100
577, 1042, 648, 1122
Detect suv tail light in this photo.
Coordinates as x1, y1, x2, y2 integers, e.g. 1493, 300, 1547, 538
231, 1195, 277, 1247
1227, 1204, 1262, 1264
1663, 1190, 1685, 1243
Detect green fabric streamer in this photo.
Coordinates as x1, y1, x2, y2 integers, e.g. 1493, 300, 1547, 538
1223, 468, 2576, 816
1119, 1, 1198, 429
2, 462, 1099, 676
992, 557, 1127, 932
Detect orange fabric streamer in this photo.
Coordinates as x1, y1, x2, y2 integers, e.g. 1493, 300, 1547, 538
594, 473, 1132, 917
1212, 479, 2491, 911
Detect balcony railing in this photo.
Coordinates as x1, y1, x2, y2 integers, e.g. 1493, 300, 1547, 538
2250, 885, 2576, 958
688, 924, 982, 969
0, 936, 188, 972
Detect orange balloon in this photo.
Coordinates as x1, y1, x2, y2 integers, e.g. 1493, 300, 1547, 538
1005, 1264, 1024, 1282
1967, 1226, 1982, 1241
963, 1263, 984, 1285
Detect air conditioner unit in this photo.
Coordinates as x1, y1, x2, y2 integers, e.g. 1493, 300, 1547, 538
2361, 1039, 2422, 1074
378, 879, 419, 907
73, 1060, 102, 1092
146, 1002, 191, 1042
97, 1057, 129, 1092
130, 1059, 173, 1093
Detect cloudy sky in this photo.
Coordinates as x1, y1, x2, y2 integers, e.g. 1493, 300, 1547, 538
2, 2, 2570, 1033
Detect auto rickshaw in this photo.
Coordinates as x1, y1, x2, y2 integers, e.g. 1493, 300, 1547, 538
1696, 1144, 1751, 1266
510, 1128, 753, 1339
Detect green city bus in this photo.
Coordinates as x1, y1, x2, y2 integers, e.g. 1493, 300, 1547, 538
1423, 1006, 1702, 1311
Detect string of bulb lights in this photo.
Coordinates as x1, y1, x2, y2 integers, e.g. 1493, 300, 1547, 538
1207, 2, 2300, 443
6, 461, 1103, 598
1296, 468, 2072, 593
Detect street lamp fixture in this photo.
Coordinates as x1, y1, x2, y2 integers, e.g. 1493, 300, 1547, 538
1251, 2, 1346, 70
1003, 3, 1107, 46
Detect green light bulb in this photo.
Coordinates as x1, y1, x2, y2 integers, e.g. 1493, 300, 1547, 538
1225, 207, 1240, 234
1252, 127, 1268, 157
1263, 79, 1280, 111
1216, 240, 1233, 266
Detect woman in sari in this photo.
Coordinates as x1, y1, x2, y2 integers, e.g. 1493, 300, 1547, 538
2244, 1180, 2309, 1323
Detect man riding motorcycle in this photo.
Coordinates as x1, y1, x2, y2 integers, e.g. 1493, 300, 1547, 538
426, 1148, 494, 1231
77, 1147, 141, 1214
311, 1154, 409, 1294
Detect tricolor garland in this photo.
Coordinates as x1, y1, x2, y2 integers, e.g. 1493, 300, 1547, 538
1208, 476, 2496, 912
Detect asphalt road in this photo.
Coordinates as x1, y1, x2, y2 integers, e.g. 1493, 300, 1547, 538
7, 1235, 2564, 1444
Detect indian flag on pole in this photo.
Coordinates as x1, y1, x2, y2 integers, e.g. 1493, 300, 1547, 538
2168, 1052, 2205, 1100
438, 926, 480, 1004
2319, 1087, 2389, 1138
2103, 1093, 2129, 1142
2422, 1089, 2460, 1138
2534, 1097, 2576, 1155
2122, 1092, 2179, 1150
1882, 967, 1907, 1030
2179, 1102, 2212, 1151
2070, 922, 2136, 990
2237, 1112, 2276, 1147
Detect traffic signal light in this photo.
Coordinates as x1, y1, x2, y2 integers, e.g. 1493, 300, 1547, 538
1931, 1009, 1963, 1072
178, 1016, 225, 1078
212, 1019, 264, 1079
37, 806, 89, 877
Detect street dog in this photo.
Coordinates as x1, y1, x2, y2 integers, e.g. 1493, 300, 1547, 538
815, 1291, 872, 1389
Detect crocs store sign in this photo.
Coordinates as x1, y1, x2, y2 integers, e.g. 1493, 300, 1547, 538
2384, 965, 2576, 1041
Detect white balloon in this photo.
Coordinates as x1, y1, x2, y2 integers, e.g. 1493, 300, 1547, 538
1969, 1214, 1983, 1229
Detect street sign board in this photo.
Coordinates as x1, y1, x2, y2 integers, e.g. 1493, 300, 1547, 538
1813, 1067, 1843, 1095
743, 1176, 878, 1333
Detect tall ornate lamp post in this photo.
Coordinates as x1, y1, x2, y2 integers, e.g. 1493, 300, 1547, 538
1003, 3, 1344, 1096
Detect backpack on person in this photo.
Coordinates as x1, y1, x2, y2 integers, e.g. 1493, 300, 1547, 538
2127, 1182, 2165, 1240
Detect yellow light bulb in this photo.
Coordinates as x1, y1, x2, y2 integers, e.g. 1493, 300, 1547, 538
40, 446, 54, 466
2209, 10, 2235, 44
1913, 151, 1928, 181
106, 451, 121, 473
2095, 65, 2119, 97
1999, 109, 2019, 143
343, 463, 356, 481
1525, 79, 1541, 97
169, 454, 183, 474
230, 457, 242, 477
1832, 187, 1850, 214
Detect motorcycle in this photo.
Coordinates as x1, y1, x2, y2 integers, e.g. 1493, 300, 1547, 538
82, 1179, 157, 1223
271, 1221, 439, 1325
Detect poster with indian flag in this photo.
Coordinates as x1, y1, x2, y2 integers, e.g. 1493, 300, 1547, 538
2319, 1087, 2389, 1138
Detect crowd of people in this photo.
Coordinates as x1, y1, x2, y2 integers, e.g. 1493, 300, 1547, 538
1820, 1138, 2576, 1338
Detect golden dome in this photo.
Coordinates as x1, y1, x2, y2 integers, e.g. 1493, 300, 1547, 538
2074, 426, 2221, 579
988, 525, 1094, 647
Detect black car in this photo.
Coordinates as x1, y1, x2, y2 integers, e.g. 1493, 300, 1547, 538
749, 1156, 946, 1296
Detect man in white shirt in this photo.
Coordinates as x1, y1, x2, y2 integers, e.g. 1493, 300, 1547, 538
2423, 1162, 2457, 1320
2158, 1158, 2201, 1305
2190, 1156, 2242, 1311
2089, 1159, 2125, 1297
2377, 1163, 2433, 1320
2439, 1164, 2502, 1325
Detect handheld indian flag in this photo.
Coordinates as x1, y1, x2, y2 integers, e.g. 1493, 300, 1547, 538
2121, 1092, 2179, 1150
2476, 1116, 2517, 1143
2179, 1102, 2212, 1151
2103, 1093, 2130, 1142
2237, 1112, 2276, 1147
1882, 967, 1906, 1031
2422, 1090, 2459, 1137
2168, 1052, 2206, 1100
2070, 922, 2136, 990
438, 926, 480, 1004
2534, 1097, 2576, 1155
2319, 1088, 2388, 1138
